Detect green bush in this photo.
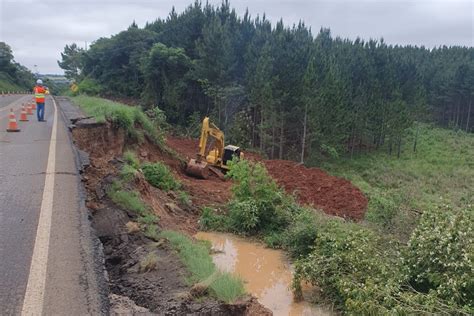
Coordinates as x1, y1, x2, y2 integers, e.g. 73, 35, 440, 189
403, 206, 474, 309
142, 162, 180, 191
226, 160, 291, 234
199, 208, 230, 231
282, 208, 319, 258
293, 211, 473, 314
77, 78, 102, 95
293, 220, 403, 312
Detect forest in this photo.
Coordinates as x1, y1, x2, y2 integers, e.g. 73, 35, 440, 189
59, 0, 473, 163
0, 42, 35, 92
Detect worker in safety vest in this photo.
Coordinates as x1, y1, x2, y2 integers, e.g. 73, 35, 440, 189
33, 79, 49, 122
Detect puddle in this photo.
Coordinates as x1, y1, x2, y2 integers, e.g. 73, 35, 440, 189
195, 232, 334, 316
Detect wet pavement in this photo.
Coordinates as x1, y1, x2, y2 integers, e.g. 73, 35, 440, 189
0, 95, 104, 315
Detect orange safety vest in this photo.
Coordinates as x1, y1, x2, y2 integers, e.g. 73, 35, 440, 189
34, 86, 46, 103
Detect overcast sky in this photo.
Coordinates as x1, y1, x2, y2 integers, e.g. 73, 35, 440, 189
0, 0, 472, 74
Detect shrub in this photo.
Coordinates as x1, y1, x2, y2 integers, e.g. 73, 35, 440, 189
403, 206, 474, 309
199, 208, 230, 231
226, 159, 292, 234
77, 78, 102, 95
142, 162, 180, 191
282, 208, 319, 258
293, 220, 402, 312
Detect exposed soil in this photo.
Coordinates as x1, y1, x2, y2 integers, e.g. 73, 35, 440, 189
166, 136, 368, 221
139, 139, 232, 210
72, 121, 270, 315
264, 160, 368, 221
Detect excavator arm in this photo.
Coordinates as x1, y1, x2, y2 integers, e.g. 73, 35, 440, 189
187, 117, 224, 178
186, 116, 242, 179
197, 117, 224, 164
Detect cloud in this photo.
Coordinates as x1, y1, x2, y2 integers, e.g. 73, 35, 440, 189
0, 0, 472, 74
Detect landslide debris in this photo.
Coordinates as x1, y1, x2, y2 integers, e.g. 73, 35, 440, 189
167, 136, 368, 221
71, 116, 270, 315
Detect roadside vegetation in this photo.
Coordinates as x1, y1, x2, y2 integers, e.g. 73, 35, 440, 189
71, 95, 165, 146
161, 230, 245, 303
106, 149, 245, 303
0, 42, 35, 92
107, 150, 159, 236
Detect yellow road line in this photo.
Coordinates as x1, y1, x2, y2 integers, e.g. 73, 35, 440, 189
21, 97, 58, 316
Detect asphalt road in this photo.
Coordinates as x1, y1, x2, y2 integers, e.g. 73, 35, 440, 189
0, 95, 104, 315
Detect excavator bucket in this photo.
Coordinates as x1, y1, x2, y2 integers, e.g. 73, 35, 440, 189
186, 159, 209, 179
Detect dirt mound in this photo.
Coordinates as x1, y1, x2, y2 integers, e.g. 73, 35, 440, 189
264, 160, 367, 220
167, 136, 368, 221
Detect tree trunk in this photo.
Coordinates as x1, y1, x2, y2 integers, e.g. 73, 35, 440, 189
300, 103, 308, 164
455, 98, 461, 129
389, 138, 393, 156
279, 111, 284, 159
466, 98, 472, 132
252, 106, 257, 147
397, 135, 402, 158
413, 122, 419, 153
259, 110, 264, 152
271, 115, 275, 159
350, 125, 356, 159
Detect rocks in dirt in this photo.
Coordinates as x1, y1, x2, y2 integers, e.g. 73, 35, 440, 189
126, 221, 140, 234
190, 282, 209, 298
165, 202, 183, 214
109, 294, 153, 315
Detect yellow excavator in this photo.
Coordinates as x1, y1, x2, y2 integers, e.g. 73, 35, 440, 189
186, 117, 242, 179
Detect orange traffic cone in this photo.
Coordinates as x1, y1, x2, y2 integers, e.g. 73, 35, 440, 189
31, 102, 36, 110
20, 106, 29, 122
6, 109, 20, 132
26, 104, 33, 115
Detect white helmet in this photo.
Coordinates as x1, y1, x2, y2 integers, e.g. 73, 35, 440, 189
36, 79, 43, 85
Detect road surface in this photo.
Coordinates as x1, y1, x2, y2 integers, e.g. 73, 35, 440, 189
0, 95, 104, 315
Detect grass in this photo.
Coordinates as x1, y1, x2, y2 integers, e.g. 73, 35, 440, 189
160, 230, 245, 303
0, 73, 24, 92
139, 252, 159, 273
142, 162, 181, 191
71, 95, 164, 145
123, 150, 140, 169
320, 124, 474, 239
108, 182, 148, 214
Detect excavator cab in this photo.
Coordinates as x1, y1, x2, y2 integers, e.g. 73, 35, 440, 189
222, 145, 241, 166
186, 117, 242, 179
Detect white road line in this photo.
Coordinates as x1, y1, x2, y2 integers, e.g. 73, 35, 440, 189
21, 97, 58, 316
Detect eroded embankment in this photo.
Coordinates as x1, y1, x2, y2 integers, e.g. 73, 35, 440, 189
71, 119, 270, 315
167, 136, 368, 221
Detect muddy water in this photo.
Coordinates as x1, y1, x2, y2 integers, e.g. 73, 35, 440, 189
195, 232, 333, 316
